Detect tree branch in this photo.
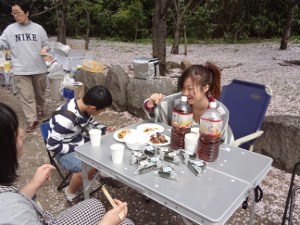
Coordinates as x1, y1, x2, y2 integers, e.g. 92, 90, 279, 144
31, 3, 63, 18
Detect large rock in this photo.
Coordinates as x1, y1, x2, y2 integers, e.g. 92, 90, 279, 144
75, 69, 106, 90
254, 115, 300, 173
106, 65, 129, 112
127, 78, 177, 118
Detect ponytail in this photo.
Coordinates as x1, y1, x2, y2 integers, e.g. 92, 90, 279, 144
205, 62, 221, 99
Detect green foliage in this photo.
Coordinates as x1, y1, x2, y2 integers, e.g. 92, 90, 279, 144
1, 0, 299, 43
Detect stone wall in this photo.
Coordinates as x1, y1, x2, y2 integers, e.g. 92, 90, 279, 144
254, 116, 300, 173
75, 66, 176, 119
75, 68, 300, 173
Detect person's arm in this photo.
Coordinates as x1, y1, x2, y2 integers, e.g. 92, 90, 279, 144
88, 116, 107, 134
98, 199, 129, 225
0, 29, 9, 50
20, 164, 55, 199
40, 27, 49, 54
0, 192, 44, 225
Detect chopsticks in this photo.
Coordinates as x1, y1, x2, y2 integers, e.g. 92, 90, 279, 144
101, 185, 117, 208
101, 185, 125, 221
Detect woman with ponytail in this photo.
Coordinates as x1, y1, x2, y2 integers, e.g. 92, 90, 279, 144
144, 62, 233, 143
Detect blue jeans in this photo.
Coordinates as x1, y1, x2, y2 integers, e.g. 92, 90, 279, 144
56, 152, 82, 173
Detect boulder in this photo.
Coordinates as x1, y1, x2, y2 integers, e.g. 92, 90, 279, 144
106, 65, 129, 112
166, 61, 180, 71
180, 60, 192, 70
75, 69, 106, 90
254, 115, 300, 173
127, 78, 177, 118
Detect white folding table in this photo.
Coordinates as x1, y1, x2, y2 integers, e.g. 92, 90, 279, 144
75, 120, 272, 225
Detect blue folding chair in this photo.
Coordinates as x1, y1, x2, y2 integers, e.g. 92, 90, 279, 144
219, 79, 272, 150
40, 120, 71, 191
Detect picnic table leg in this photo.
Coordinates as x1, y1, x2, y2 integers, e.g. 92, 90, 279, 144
81, 161, 90, 200
248, 188, 256, 225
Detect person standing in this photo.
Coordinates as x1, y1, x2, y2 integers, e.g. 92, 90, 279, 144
0, 0, 49, 132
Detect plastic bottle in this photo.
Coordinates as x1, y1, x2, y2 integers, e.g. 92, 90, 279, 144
170, 96, 193, 150
197, 101, 223, 162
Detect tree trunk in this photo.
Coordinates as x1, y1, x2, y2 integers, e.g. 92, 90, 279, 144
280, 0, 300, 50
57, 0, 68, 44
184, 25, 187, 55
170, 18, 181, 54
170, 0, 198, 55
152, 0, 172, 76
84, 10, 90, 50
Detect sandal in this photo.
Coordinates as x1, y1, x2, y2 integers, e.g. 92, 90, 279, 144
26, 121, 39, 133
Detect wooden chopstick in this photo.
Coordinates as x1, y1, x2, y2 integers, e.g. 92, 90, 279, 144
101, 185, 125, 221
101, 185, 117, 208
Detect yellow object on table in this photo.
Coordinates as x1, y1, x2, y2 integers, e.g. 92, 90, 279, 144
82, 60, 104, 73
4, 61, 11, 71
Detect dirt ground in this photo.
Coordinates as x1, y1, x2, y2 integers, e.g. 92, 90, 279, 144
1, 79, 299, 225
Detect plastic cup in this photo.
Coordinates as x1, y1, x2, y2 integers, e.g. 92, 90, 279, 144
89, 129, 102, 147
110, 143, 125, 164
184, 132, 199, 154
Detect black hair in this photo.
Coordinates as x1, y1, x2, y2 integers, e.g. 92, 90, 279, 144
12, 0, 30, 14
179, 62, 221, 99
0, 103, 19, 186
82, 85, 113, 110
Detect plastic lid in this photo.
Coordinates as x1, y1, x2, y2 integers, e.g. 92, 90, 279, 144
209, 101, 217, 108
181, 96, 188, 102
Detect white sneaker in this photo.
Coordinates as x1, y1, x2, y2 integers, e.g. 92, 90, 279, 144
64, 187, 77, 202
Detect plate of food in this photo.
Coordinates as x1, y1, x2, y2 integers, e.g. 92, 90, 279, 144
136, 123, 164, 134
113, 129, 136, 142
148, 133, 170, 146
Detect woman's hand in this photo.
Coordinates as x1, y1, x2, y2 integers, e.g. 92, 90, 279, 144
32, 164, 55, 185
147, 93, 165, 108
20, 164, 55, 198
98, 199, 128, 225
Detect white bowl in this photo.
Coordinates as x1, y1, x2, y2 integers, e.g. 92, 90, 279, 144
125, 131, 149, 150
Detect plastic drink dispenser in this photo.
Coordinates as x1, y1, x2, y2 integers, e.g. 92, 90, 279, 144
197, 101, 223, 162
170, 96, 193, 150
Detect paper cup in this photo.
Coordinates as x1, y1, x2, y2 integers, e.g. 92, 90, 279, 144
110, 143, 125, 164
89, 129, 102, 147
184, 132, 199, 154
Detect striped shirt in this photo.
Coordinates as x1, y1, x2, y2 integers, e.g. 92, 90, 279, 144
46, 99, 105, 154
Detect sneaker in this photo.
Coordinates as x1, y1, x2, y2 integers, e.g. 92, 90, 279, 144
101, 177, 124, 188
64, 187, 78, 202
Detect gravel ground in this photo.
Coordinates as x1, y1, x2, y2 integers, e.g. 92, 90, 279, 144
1, 39, 300, 224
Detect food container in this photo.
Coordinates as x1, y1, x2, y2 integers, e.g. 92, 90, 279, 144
125, 131, 149, 150
4, 61, 10, 72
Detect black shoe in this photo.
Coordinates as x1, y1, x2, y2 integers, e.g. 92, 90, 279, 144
101, 177, 124, 188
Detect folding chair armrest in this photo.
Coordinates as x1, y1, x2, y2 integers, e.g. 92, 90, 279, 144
230, 130, 264, 148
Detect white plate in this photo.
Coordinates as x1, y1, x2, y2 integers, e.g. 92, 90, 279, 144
136, 123, 164, 134
113, 129, 136, 142
148, 135, 171, 147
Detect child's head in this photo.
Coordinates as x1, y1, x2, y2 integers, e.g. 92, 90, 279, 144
83, 85, 113, 115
